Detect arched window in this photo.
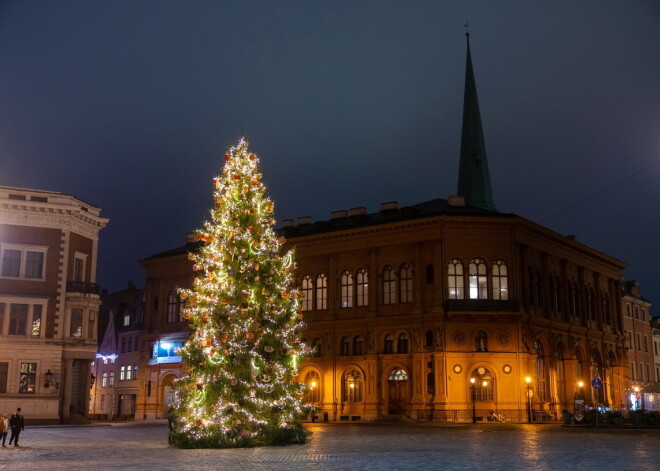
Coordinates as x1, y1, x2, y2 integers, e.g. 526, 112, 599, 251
382, 265, 396, 305
167, 291, 178, 323
388, 368, 408, 380
475, 330, 488, 352
384, 333, 394, 354
425, 330, 434, 347
301, 275, 313, 311
397, 332, 409, 354
353, 335, 365, 355
470, 367, 494, 401
426, 265, 434, 284
305, 370, 320, 403
492, 260, 508, 300
399, 263, 413, 303
343, 370, 363, 402
316, 274, 327, 310
356, 268, 368, 307
535, 340, 547, 401
427, 372, 435, 395
448, 259, 464, 299
341, 270, 353, 308
340, 336, 350, 356
311, 337, 322, 357
469, 259, 488, 299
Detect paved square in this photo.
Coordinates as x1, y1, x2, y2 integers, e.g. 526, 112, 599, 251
0, 421, 658, 470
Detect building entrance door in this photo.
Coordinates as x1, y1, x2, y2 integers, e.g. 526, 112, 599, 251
387, 368, 409, 415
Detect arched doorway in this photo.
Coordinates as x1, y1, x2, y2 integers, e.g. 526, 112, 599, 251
162, 374, 178, 417
387, 368, 409, 415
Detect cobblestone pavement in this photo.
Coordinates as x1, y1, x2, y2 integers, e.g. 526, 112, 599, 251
0, 421, 658, 471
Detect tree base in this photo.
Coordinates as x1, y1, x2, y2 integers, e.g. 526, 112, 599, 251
169, 423, 310, 449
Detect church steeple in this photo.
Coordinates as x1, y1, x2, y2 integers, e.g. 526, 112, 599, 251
457, 33, 497, 212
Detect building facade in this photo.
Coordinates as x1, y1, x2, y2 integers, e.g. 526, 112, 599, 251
133, 37, 629, 422
0, 186, 108, 423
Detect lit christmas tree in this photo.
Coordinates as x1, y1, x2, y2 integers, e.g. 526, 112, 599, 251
170, 138, 311, 448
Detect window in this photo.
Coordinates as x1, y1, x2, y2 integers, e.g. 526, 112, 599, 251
0, 362, 8, 393
447, 259, 464, 299
343, 370, 363, 402
383, 265, 396, 305
121, 337, 126, 353
634, 306, 639, 319
470, 368, 494, 401
356, 268, 368, 307
475, 330, 488, 352
637, 333, 641, 351
133, 364, 138, 379
101, 394, 106, 410
399, 264, 413, 303
70, 309, 83, 337
340, 336, 350, 356
123, 313, 130, 326
120, 366, 126, 381
491, 260, 508, 300
425, 330, 434, 347
397, 332, 409, 354
316, 274, 327, 310
127, 337, 133, 352
301, 275, 313, 311
167, 292, 178, 323
644, 335, 648, 353
341, 271, 353, 308
535, 340, 546, 401
19, 363, 37, 393
73, 256, 85, 282
102, 372, 108, 387
109, 371, 115, 386
9, 304, 28, 335
311, 337, 322, 357
626, 303, 631, 317
469, 259, 488, 299
384, 333, 394, 354
353, 336, 365, 355
31, 304, 42, 336
305, 370, 320, 403
1, 245, 46, 279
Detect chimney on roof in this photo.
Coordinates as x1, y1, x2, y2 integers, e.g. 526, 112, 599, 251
348, 207, 367, 217
282, 219, 294, 228
447, 195, 465, 207
297, 216, 313, 225
330, 210, 348, 220
379, 201, 399, 211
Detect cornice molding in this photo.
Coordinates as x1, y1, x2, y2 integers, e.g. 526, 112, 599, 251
0, 206, 107, 239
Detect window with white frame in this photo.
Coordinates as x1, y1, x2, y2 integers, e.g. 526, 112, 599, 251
316, 274, 327, 310
1, 244, 47, 280
399, 264, 413, 303
102, 372, 108, 387
469, 258, 488, 299
447, 259, 464, 299
356, 268, 368, 307
301, 275, 313, 311
73, 254, 87, 282
70, 309, 83, 337
19, 362, 37, 393
341, 270, 353, 308
120, 366, 126, 381
492, 260, 508, 300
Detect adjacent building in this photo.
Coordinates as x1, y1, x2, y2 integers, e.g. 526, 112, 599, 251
0, 186, 108, 423
134, 36, 630, 422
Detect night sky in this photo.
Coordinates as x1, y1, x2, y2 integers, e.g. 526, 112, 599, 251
1, 1, 658, 306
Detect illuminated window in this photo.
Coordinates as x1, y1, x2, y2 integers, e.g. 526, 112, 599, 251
470, 368, 494, 401
447, 259, 464, 299
382, 265, 396, 305
469, 259, 487, 299
343, 370, 363, 402
301, 275, 313, 311
491, 260, 508, 300
102, 372, 108, 387
120, 366, 126, 381
70, 309, 83, 337
399, 264, 413, 303
31, 305, 42, 336
356, 268, 368, 307
316, 274, 327, 310
19, 363, 37, 394
341, 271, 353, 308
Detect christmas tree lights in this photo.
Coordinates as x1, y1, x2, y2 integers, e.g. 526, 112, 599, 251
170, 138, 312, 448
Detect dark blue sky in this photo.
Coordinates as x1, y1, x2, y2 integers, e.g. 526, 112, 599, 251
1, 1, 658, 306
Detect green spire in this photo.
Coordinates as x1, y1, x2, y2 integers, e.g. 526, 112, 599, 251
457, 33, 497, 212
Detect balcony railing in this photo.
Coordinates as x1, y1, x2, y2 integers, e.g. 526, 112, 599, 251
66, 281, 101, 295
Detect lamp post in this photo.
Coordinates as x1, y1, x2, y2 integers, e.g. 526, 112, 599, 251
525, 376, 532, 423
470, 377, 476, 423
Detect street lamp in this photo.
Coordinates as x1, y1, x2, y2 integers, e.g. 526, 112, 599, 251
525, 376, 532, 423
470, 377, 477, 423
